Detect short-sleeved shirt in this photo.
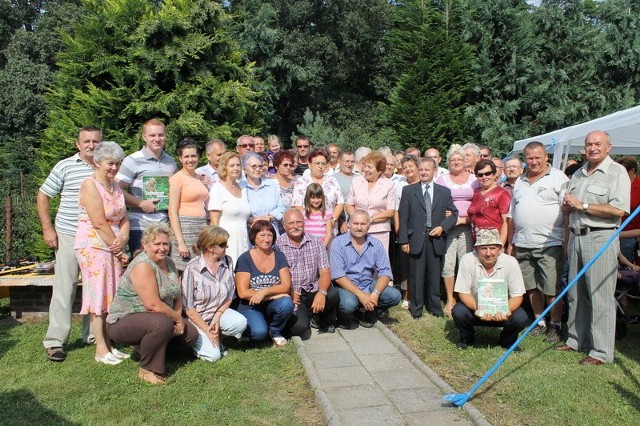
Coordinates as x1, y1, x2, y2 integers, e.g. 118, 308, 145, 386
235, 249, 289, 291
568, 156, 630, 228
195, 164, 219, 190
347, 175, 396, 233
291, 175, 345, 214
107, 252, 180, 323
181, 254, 235, 323
454, 251, 525, 300
509, 166, 568, 248
116, 147, 177, 230
333, 172, 354, 204
467, 186, 511, 235
303, 211, 333, 240
330, 232, 393, 291
39, 153, 94, 235
436, 173, 479, 217
622, 176, 640, 231
275, 232, 329, 293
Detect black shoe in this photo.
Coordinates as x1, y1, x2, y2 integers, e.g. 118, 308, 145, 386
309, 317, 320, 330
358, 311, 375, 328
319, 324, 336, 334
530, 324, 546, 336
411, 315, 421, 320
545, 324, 561, 343
502, 345, 522, 353
456, 341, 468, 350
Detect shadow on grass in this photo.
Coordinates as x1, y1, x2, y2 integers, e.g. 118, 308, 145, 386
611, 357, 640, 410
0, 318, 21, 361
0, 389, 79, 425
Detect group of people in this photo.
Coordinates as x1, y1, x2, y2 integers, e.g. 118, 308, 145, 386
38, 119, 633, 386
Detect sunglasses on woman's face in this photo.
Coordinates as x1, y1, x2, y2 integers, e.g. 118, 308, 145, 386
476, 171, 494, 178
216, 243, 228, 249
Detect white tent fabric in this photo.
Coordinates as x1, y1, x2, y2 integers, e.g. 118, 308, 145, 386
511, 105, 640, 169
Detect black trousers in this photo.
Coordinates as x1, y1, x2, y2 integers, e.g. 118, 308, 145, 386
287, 286, 340, 337
408, 237, 443, 317
452, 303, 529, 347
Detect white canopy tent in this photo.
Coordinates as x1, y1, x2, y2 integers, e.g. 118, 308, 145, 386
511, 105, 640, 169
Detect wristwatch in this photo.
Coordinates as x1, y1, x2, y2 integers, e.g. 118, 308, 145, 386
372, 289, 382, 296
318, 289, 328, 296
582, 203, 590, 213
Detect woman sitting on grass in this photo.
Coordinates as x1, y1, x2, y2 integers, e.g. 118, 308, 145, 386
182, 226, 247, 362
106, 223, 198, 384
235, 220, 294, 348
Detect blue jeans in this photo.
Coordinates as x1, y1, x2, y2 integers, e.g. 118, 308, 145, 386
237, 297, 294, 341
336, 280, 401, 318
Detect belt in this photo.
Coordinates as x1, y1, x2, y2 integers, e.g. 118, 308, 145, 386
570, 226, 618, 236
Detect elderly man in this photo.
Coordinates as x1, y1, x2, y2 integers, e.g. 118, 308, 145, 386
330, 210, 401, 328
276, 209, 339, 336
399, 158, 458, 318
117, 119, 176, 253
328, 143, 341, 172
236, 134, 255, 157
334, 150, 356, 234
293, 135, 312, 176
479, 146, 492, 160
196, 139, 226, 190
353, 146, 372, 175
558, 131, 630, 365
253, 135, 265, 152
38, 125, 102, 361
508, 142, 568, 343
452, 229, 529, 350
425, 148, 449, 179
462, 143, 481, 174
492, 157, 506, 183
502, 157, 523, 196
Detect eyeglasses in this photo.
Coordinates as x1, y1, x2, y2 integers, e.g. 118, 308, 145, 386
476, 171, 494, 177
480, 154, 490, 158
312, 162, 327, 167
216, 243, 228, 249
296, 145, 309, 148
239, 143, 255, 149
248, 164, 262, 169
280, 163, 294, 168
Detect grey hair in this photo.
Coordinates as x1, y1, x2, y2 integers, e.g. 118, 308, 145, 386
446, 144, 466, 162
93, 141, 124, 163
401, 154, 420, 168
461, 143, 480, 157
354, 146, 372, 162
242, 152, 264, 169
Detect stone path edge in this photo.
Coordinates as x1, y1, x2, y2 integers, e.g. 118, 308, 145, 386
292, 323, 492, 426
375, 322, 492, 426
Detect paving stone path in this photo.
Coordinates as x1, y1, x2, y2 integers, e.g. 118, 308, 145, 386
293, 322, 492, 426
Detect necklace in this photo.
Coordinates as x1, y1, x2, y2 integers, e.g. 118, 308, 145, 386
95, 175, 114, 194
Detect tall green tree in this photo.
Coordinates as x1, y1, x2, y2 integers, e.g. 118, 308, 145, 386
42, 0, 262, 174
385, 0, 474, 153
227, 0, 394, 145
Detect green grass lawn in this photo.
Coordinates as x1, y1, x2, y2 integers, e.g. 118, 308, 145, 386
383, 307, 640, 426
0, 314, 322, 426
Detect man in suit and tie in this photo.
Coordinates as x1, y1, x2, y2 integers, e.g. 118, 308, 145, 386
398, 157, 458, 319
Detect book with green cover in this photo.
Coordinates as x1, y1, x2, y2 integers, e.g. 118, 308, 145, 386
476, 278, 508, 316
142, 176, 169, 211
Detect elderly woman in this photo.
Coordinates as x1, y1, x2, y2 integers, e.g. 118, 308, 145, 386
291, 148, 344, 230
467, 159, 511, 245
168, 139, 209, 272
106, 223, 198, 384
182, 226, 247, 362
435, 144, 480, 316
273, 150, 297, 211
243, 152, 285, 234
208, 151, 251, 267
346, 151, 395, 252
75, 141, 130, 365
235, 220, 294, 347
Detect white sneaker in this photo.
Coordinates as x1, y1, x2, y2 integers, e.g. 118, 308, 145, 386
95, 352, 123, 365
111, 348, 131, 360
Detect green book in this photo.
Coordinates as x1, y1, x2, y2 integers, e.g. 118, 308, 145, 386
476, 278, 508, 316
142, 176, 169, 211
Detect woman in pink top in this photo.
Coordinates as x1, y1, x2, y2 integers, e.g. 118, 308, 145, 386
169, 139, 209, 271
435, 144, 479, 316
346, 151, 396, 253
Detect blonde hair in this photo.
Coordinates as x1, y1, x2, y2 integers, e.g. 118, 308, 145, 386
218, 151, 241, 180
192, 226, 230, 255
141, 223, 173, 246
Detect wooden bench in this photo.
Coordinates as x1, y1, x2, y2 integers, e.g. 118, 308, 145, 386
0, 273, 82, 318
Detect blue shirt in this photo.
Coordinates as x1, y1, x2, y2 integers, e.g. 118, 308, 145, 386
245, 178, 285, 222
329, 232, 393, 291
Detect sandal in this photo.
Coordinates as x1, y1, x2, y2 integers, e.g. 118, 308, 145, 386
46, 347, 67, 362
401, 300, 409, 310
138, 368, 166, 385
272, 336, 287, 348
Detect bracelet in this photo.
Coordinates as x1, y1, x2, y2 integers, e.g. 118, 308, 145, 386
115, 251, 123, 256
372, 289, 382, 296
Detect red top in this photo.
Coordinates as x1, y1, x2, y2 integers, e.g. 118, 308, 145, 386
467, 185, 511, 240
622, 176, 640, 231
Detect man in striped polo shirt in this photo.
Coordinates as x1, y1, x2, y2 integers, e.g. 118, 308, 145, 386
116, 119, 177, 253
38, 125, 102, 362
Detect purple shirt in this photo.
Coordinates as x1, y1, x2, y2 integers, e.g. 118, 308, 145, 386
436, 173, 479, 217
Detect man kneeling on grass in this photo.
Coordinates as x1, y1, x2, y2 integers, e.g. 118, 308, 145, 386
452, 229, 528, 350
